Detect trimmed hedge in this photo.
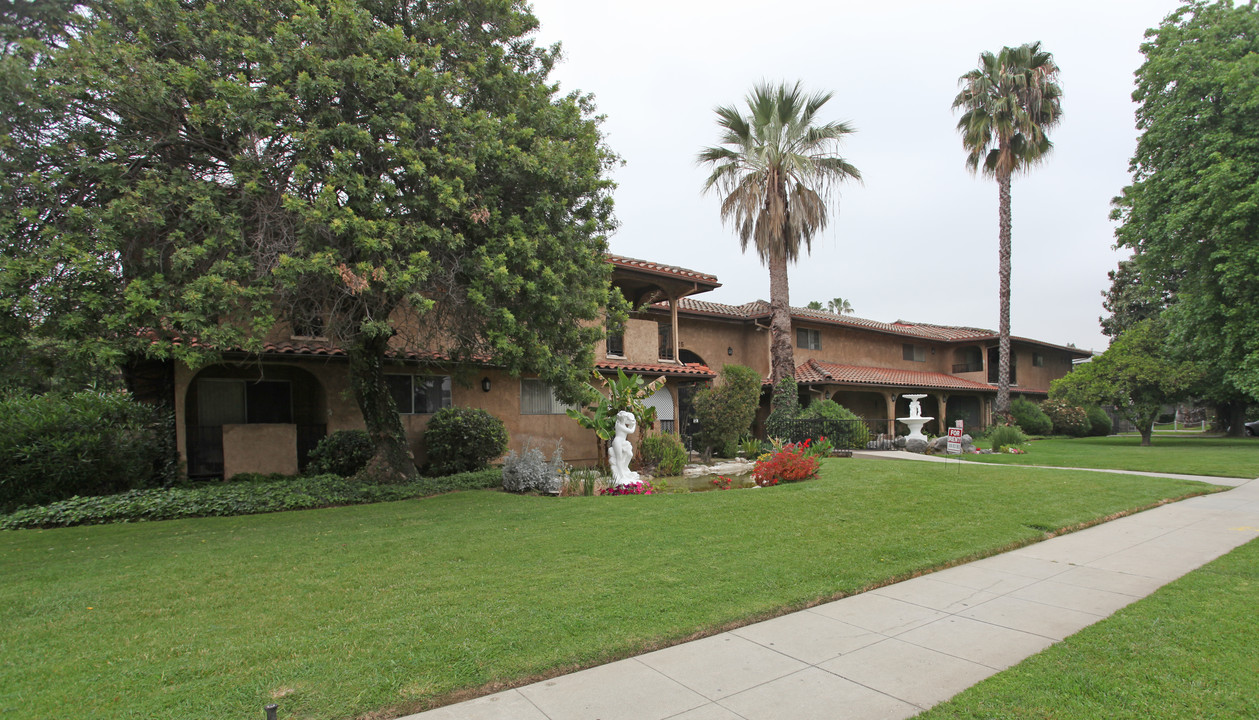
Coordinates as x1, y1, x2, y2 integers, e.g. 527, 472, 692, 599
0, 469, 501, 530
1086, 406, 1113, 436
424, 406, 508, 476
305, 430, 374, 477
1010, 397, 1053, 436
0, 391, 178, 511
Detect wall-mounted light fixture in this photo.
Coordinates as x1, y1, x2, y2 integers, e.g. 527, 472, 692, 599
481, 377, 492, 392
727, 347, 734, 356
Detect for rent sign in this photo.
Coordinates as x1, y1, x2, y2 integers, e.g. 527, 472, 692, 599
947, 425, 963, 454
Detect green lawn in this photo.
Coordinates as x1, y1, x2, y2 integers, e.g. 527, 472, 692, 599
969, 435, 1259, 478
0, 460, 1219, 720
916, 536, 1259, 720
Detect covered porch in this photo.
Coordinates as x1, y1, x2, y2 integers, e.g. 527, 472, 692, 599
795, 359, 995, 438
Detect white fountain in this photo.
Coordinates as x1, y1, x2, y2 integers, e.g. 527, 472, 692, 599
898, 394, 933, 452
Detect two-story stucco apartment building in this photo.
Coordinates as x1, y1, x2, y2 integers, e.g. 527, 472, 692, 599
136, 254, 1089, 478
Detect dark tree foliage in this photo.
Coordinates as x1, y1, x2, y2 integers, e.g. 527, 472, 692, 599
1112, 1, 1259, 412
1, 0, 618, 481
1099, 256, 1174, 340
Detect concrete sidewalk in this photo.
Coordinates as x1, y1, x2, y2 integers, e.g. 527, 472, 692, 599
403, 470, 1259, 720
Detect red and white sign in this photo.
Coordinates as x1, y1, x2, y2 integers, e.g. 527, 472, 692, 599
947, 425, 963, 454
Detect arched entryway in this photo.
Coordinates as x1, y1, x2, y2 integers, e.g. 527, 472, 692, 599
679, 349, 706, 367
184, 364, 326, 478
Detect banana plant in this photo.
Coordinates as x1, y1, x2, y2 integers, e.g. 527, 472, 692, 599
566, 369, 667, 441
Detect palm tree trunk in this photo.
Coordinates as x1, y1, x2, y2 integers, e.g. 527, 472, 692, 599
996, 168, 1013, 416
768, 250, 795, 390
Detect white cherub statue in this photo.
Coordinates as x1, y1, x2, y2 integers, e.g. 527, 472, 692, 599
608, 410, 640, 486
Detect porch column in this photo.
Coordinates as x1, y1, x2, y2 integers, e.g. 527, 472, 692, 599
670, 294, 680, 364
936, 393, 949, 435
883, 391, 897, 436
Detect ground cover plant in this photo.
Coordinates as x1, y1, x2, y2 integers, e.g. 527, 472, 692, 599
0, 471, 501, 530
0, 460, 1220, 720
965, 435, 1259, 478
916, 536, 1259, 720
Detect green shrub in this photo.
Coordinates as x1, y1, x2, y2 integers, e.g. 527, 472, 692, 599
0, 391, 177, 511
305, 430, 374, 477
424, 406, 509, 476
0, 469, 502, 530
799, 398, 854, 422
1010, 397, 1053, 435
740, 436, 762, 459
1086, 406, 1113, 437
792, 399, 871, 449
987, 424, 1028, 452
640, 433, 688, 476
692, 364, 761, 457
1040, 399, 1092, 437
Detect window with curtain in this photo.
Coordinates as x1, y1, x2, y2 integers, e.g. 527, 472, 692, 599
520, 378, 572, 415
797, 328, 821, 350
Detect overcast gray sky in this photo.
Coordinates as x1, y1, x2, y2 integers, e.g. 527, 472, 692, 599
527, 0, 1185, 353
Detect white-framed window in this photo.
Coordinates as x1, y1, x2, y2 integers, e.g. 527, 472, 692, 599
386, 374, 452, 414
521, 378, 572, 415
902, 343, 926, 362
797, 328, 821, 350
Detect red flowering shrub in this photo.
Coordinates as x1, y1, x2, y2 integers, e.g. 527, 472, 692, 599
711, 476, 733, 490
600, 481, 654, 496
752, 444, 820, 487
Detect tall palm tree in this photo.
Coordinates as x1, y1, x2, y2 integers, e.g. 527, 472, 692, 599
699, 81, 861, 393
953, 42, 1062, 416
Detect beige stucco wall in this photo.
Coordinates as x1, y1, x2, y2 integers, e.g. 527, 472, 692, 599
791, 322, 957, 375
676, 316, 766, 375
615, 317, 662, 364
177, 360, 603, 476
1011, 345, 1078, 392
222, 423, 298, 479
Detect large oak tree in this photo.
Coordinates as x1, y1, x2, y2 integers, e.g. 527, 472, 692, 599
1111, 0, 1259, 432
0, 0, 618, 481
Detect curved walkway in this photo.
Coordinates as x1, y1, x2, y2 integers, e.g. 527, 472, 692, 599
402, 458, 1259, 720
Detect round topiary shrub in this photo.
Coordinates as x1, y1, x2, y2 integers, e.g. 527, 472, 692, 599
306, 430, 374, 477
986, 424, 1028, 452
424, 406, 508, 476
1010, 397, 1053, 436
1086, 406, 1113, 437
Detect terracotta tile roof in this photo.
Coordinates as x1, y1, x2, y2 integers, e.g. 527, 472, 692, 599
162, 335, 495, 364
797, 359, 996, 392
595, 359, 715, 379
662, 300, 1088, 355
607, 254, 721, 287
